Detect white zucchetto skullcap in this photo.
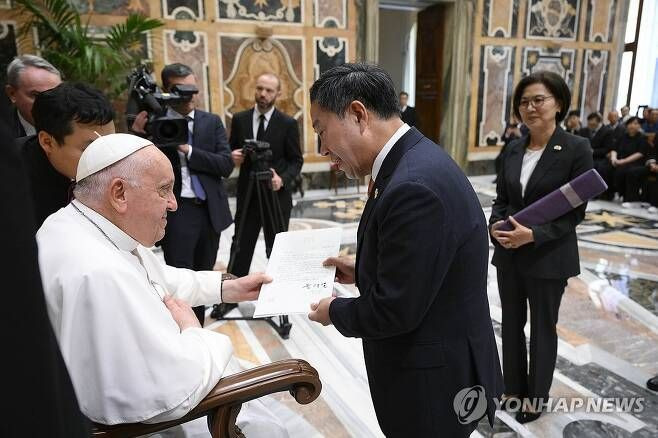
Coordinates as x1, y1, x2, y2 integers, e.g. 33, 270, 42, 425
76, 133, 153, 182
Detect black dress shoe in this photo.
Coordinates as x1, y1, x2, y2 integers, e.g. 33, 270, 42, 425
647, 376, 658, 391
515, 411, 542, 424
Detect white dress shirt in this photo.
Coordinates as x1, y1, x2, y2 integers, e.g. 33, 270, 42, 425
371, 123, 411, 182
520, 147, 545, 197
17, 110, 36, 136
168, 108, 196, 198
36, 201, 232, 425
252, 105, 275, 139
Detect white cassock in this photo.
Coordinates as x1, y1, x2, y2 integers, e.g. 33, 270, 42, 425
37, 200, 287, 437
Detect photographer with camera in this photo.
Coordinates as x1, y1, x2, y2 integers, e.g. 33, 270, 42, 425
130, 63, 233, 326
215, 73, 302, 316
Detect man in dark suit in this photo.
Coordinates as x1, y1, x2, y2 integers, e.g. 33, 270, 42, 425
227, 73, 303, 277
308, 63, 502, 437
1, 116, 89, 437
21, 82, 115, 228
134, 63, 234, 326
5, 54, 61, 138
399, 91, 417, 127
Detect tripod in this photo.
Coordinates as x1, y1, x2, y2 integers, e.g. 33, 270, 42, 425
212, 167, 293, 339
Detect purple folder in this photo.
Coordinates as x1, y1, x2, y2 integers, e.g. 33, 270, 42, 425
498, 168, 607, 231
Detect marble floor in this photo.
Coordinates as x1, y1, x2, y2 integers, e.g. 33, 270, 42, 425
183, 175, 658, 438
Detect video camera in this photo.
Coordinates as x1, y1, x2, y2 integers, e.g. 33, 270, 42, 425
243, 139, 273, 172
125, 65, 198, 147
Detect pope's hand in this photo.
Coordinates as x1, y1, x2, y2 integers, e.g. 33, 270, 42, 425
164, 295, 201, 331
222, 272, 272, 303
323, 256, 356, 284
308, 294, 336, 326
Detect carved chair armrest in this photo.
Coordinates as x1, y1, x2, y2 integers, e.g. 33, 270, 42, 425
92, 358, 321, 438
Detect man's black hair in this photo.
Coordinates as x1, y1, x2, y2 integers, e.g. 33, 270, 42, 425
309, 63, 400, 119
161, 63, 194, 90
32, 82, 114, 144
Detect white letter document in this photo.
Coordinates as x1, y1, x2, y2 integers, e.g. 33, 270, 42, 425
253, 227, 342, 318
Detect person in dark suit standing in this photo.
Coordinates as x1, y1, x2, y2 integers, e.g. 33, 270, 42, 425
1, 116, 89, 437
398, 91, 417, 127
308, 63, 502, 437
5, 54, 61, 138
227, 73, 303, 277
21, 82, 115, 228
132, 63, 234, 326
490, 71, 593, 423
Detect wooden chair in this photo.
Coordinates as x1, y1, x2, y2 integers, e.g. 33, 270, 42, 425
92, 359, 321, 438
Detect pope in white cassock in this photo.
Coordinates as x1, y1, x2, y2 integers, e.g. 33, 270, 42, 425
36, 133, 288, 437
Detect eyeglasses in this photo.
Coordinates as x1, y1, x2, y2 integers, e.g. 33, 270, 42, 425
519, 95, 554, 110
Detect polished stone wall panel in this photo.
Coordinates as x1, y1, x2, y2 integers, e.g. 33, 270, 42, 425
526, 0, 580, 41
579, 49, 609, 117
476, 45, 515, 147
314, 0, 346, 28
217, 0, 302, 24
164, 0, 204, 20
482, 0, 519, 37
585, 0, 616, 42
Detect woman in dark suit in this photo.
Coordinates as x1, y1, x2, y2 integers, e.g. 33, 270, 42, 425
489, 71, 593, 423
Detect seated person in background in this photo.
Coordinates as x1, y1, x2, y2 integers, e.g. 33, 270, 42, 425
37, 133, 286, 437
585, 112, 617, 199
642, 108, 658, 133
578, 111, 603, 140
621, 105, 631, 122
627, 135, 658, 211
610, 117, 650, 203
21, 82, 115, 228
606, 109, 626, 145
564, 109, 581, 134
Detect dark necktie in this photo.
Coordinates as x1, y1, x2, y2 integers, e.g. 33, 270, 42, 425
256, 114, 266, 140
186, 117, 207, 201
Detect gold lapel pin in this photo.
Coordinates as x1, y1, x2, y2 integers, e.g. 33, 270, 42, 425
554, 145, 562, 151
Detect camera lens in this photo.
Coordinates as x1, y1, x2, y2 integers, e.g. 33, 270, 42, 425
158, 120, 181, 139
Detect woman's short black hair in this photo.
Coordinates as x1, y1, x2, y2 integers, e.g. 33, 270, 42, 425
625, 116, 641, 126
512, 71, 571, 123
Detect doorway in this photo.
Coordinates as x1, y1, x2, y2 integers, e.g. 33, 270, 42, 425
378, 0, 448, 143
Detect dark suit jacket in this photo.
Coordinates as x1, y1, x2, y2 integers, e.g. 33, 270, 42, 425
400, 105, 417, 127
329, 128, 503, 436
161, 109, 233, 234
20, 135, 72, 229
2, 122, 89, 437
9, 107, 27, 138
588, 125, 616, 159
229, 108, 303, 207
490, 127, 594, 279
